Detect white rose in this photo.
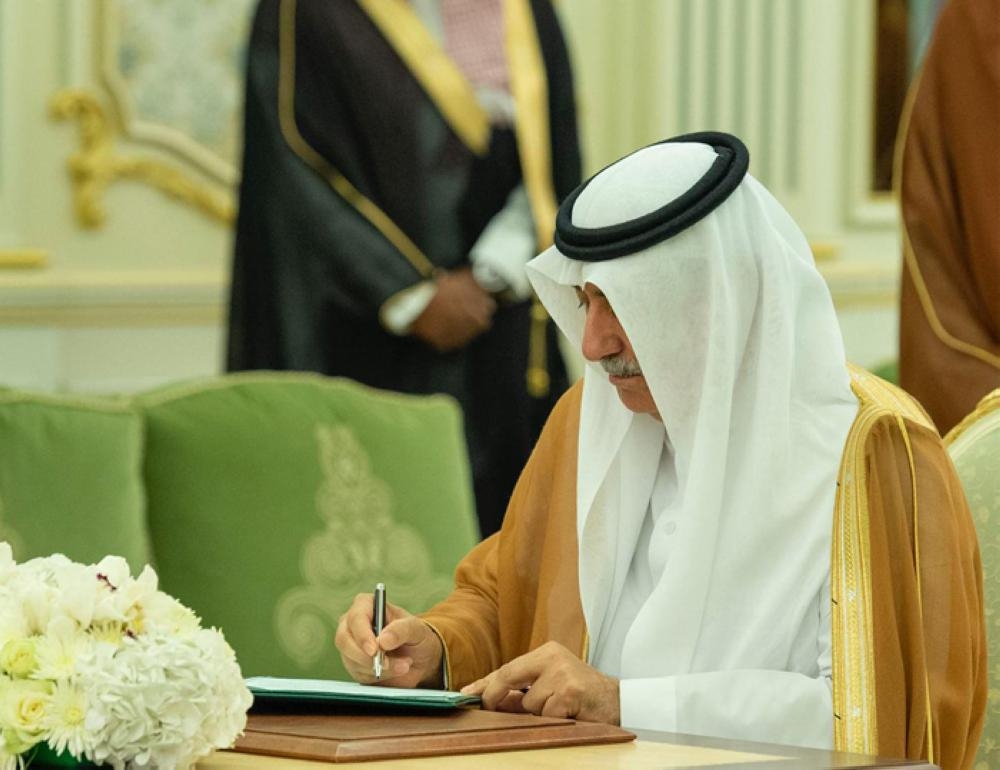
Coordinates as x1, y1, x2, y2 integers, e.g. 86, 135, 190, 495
0, 638, 37, 678
0, 678, 52, 749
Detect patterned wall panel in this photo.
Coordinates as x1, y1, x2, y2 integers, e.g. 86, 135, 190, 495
51, 0, 257, 227
97, 0, 256, 183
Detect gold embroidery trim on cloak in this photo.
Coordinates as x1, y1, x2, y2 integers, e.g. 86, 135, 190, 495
833, 366, 937, 754
504, 0, 557, 251
847, 363, 935, 432
893, 68, 1000, 372
832, 395, 879, 755
505, 0, 558, 397
356, 0, 490, 157
277, 0, 436, 279
526, 298, 551, 397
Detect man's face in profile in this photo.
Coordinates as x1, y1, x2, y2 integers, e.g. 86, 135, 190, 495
575, 283, 660, 420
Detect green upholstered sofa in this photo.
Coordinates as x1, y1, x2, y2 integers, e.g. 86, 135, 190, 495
945, 388, 1000, 768
0, 373, 479, 682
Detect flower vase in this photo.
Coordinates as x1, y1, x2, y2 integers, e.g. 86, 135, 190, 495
29, 744, 103, 769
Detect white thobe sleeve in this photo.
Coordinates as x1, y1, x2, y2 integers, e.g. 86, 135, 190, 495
469, 185, 536, 300
619, 580, 833, 750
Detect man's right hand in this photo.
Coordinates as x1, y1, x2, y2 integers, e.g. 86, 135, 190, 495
409, 267, 497, 352
335, 592, 445, 689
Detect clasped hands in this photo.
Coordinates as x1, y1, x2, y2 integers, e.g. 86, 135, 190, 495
335, 593, 620, 725
409, 266, 497, 352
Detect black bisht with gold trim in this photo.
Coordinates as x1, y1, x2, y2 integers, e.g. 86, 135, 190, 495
226, 0, 581, 537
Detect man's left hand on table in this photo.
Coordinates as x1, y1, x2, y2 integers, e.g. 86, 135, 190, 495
460, 641, 621, 725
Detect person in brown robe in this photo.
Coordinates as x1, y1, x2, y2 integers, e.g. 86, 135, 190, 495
337, 133, 986, 768
898, 0, 1000, 434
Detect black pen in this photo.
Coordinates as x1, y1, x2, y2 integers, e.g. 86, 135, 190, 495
372, 582, 386, 680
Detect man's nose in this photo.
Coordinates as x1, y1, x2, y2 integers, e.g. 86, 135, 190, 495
581, 305, 623, 362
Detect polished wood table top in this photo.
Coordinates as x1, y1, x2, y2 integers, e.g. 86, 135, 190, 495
200, 726, 936, 770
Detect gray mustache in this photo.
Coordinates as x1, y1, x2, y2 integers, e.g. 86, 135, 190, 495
601, 356, 643, 377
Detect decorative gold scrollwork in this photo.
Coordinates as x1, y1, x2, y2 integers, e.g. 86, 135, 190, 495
49, 89, 235, 228
0, 249, 47, 269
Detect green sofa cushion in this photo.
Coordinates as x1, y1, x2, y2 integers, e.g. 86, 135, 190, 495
0, 390, 151, 572
136, 372, 478, 680
947, 396, 1000, 770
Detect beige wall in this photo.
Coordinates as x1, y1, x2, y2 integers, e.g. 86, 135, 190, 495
0, 0, 900, 393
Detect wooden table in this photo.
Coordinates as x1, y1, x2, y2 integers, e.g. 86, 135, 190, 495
200, 726, 936, 770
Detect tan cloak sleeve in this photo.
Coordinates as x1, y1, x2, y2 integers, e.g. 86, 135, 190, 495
869, 417, 986, 769
835, 369, 986, 770
421, 381, 588, 689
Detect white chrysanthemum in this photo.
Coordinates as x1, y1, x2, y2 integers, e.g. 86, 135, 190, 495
34, 619, 92, 681
86, 621, 127, 650
42, 681, 95, 760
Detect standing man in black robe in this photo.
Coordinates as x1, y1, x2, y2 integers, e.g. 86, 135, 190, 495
226, 0, 581, 537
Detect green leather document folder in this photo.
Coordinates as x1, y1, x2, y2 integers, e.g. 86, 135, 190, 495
245, 676, 482, 709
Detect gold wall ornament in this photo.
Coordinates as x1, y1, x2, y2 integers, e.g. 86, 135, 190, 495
0, 249, 48, 269
810, 241, 838, 262
49, 89, 235, 228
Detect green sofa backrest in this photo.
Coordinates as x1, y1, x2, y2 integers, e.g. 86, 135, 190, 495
136, 373, 479, 680
0, 390, 152, 571
0, 374, 479, 682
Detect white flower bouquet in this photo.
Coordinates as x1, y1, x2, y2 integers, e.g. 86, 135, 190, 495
0, 544, 253, 769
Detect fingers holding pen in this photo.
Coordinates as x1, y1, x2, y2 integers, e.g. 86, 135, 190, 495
335, 594, 408, 681
334, 593, 375, 679
380, 617, 446, 689
334, 593, 444, 688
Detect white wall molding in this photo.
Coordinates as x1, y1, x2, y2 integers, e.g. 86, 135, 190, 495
820, 259, 899, 310
0, 269, 225, 326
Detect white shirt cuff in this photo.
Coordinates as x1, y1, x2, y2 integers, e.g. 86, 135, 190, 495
379, 281, 437, 335
619, 676, 678, 732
